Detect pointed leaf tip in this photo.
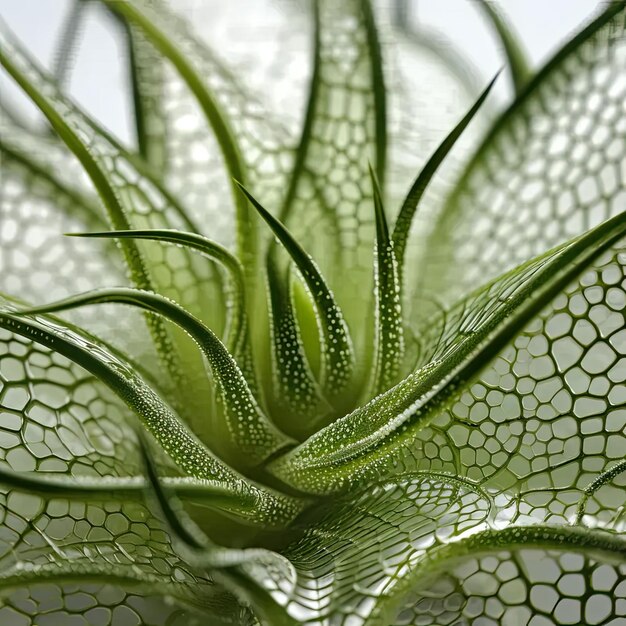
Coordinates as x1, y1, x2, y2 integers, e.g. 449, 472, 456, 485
238, 185, 355, 398
392, 71, 498, 270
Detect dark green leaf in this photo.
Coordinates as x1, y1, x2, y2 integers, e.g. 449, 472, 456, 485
238, 183, 355, 402
391, 74, 498, 272
17, 288, 294, 467
368, 165, 404, 396
0, 307, 305, 527
476, 0, 531, 93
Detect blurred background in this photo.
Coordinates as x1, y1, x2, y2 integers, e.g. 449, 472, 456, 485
0, 0, 603, 147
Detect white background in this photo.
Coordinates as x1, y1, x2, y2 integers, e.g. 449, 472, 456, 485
0, 0, 603, 144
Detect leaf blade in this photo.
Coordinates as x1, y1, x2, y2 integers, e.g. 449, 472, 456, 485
0, 307, 304, 527
391, 73, 498, 271
16, 288, 294, 467
100, 0, 257, 289
238, 183, 355, 401
476, 0, 531, 93
269, 208, 626, 494
368, 165, 404, 396
265, 252, 331, 435
68, 229, 245, 354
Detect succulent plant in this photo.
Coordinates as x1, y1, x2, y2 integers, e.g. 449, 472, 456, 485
0, 0, 625, 624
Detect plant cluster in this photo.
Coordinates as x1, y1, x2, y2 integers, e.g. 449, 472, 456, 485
0, 1, 625, 624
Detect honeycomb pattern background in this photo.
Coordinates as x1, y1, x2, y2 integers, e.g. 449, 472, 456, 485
0, 0, 625, 624
254, 230, 626, 624
243, 474, 626, 626
398, 549, 626, 626
0, 328, 233, 623
394, 236, 626, 531
267, 475, 491, 626
421, 6, 626, 310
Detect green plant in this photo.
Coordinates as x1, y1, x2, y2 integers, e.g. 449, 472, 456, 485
0, 0, 625, 624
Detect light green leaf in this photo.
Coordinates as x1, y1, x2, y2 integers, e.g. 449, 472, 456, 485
123, 24, 169, 173
102, 0, 297, 266
276, 0, 386, 344
67, 228, 264, 405
51, 0, 87, 90
265, 252, 331, 436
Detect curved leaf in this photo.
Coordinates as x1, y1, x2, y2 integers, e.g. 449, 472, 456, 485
375, 527, 626, 625
101, 0, 296, 266
122, 22, 169, 173
67, 228, 264, 405
68, 229, 245, 354
0, 462, 249, 506
0, 477, 234, 624
274, 0, 387, 351
136, 430, 304, 626
0, 308, 305, 527
576, 459, 626, 526
476, 0, 531, 93
17, 288, 294, 467
139, 431, 296, 573
237, 473, 625, 625
51, 0, 87, 90
391, 74, 498, 273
